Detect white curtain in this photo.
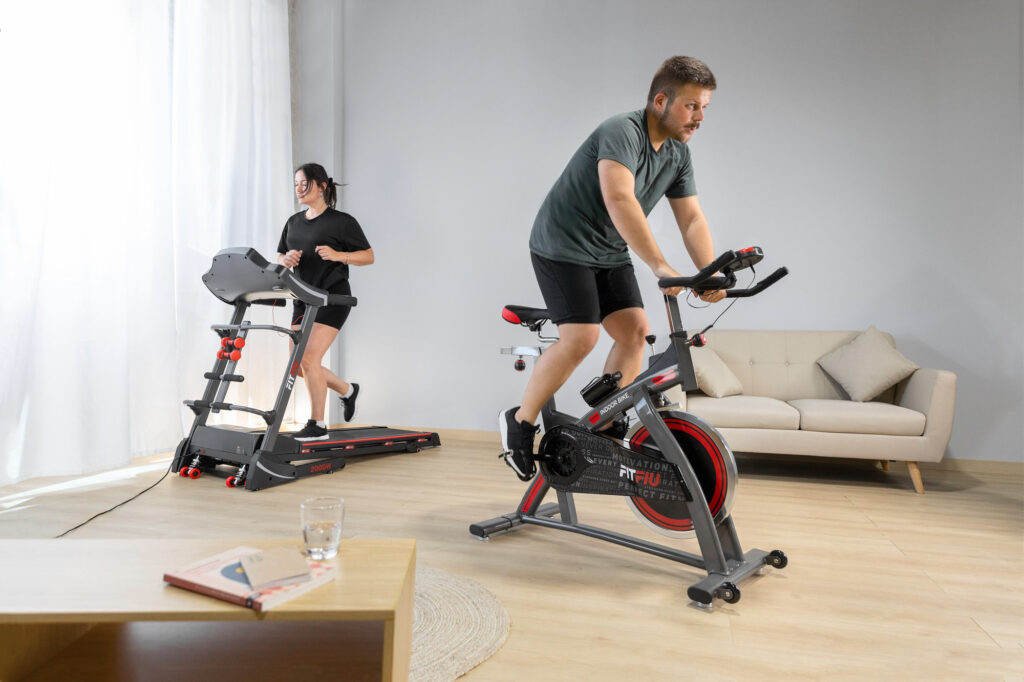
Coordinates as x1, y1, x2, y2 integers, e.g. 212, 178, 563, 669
171, 0, 299, 436
0, 0, 294, 486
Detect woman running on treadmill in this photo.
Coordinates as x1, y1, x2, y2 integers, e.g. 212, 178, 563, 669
277, 163, 374, 441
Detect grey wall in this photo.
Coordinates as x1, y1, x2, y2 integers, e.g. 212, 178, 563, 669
292, 0, 1023, 462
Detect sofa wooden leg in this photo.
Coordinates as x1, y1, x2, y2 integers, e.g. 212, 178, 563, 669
879, 460, 890, 472
906, 461, 924, 494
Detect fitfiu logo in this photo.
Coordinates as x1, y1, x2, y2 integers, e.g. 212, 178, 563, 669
619, 464, 662, 487
310, 462, 332, 473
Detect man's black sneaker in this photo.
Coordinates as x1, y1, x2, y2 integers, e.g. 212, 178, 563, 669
602, 415, 630, 441
293, 420, 329, 441
498, 407, 539, 481
341, 383, 360, 422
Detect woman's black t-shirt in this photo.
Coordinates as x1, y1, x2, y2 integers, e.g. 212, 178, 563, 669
277, 208, 371, 292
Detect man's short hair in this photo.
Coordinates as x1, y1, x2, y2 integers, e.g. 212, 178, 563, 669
647, 56, 717, 104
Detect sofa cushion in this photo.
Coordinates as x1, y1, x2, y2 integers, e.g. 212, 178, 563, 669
687, 395, 800, 430
816, 326, 919, 401
789, 399, 926, 436
690, 345, 743, 398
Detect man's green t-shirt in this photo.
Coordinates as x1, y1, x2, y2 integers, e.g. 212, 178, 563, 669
529, 109, 697, 267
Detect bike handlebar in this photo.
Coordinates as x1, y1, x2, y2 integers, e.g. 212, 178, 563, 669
656, 248, 788, 299
724, 267, 788, 298
657, 250, 737, 290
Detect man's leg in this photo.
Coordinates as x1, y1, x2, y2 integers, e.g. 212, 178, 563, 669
501, 253, 602, 480
515, 323, 601, 424
501, 323, 599, 480
600, 307, 650, 386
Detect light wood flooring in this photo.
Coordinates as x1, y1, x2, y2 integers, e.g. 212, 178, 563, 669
1, 430, 1021, 681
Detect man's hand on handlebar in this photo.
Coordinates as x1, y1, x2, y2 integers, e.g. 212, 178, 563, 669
696, 288, 726, 303
654, 262, 725, 301
653, 263, 685, 297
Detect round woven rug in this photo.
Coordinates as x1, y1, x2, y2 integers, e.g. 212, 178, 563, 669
410, 566, 509, 681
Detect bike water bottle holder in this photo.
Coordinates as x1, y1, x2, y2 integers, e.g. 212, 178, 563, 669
580, 372, 622, 407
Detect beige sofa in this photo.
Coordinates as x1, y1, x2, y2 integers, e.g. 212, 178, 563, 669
664, 328, 957, 493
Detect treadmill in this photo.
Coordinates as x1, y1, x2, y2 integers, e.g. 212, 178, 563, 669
171, 247, 441, 491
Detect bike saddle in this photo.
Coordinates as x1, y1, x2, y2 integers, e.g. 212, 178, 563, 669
502, 305, 549, 326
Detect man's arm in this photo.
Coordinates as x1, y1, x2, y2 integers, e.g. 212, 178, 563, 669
668, 195, 725, 302
597, 159, 684, 295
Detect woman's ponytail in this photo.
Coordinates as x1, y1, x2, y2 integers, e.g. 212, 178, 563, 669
295, 162, 338, 208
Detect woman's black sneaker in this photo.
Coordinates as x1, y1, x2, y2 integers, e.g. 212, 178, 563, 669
293, 420, 329, 441
498, 407, 539, 481
341, 383, 360, 422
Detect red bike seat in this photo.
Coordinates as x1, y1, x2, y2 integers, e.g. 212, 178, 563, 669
502, 305, 549, 325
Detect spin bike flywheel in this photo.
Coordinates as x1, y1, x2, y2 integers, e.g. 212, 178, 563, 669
625, 410, 737, 539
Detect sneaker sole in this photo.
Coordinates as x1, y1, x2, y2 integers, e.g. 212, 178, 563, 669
497, 409, 511, 453
293, 434, 329, 441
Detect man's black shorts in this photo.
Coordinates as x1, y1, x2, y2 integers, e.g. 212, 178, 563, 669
291, 281, 353, 330
531, 252, 644, 325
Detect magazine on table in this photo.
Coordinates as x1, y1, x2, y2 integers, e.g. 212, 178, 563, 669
163, 546, 336, 612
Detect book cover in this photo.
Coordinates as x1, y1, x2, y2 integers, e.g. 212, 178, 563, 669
163, 545, 336, 612
240, 547, 312, 591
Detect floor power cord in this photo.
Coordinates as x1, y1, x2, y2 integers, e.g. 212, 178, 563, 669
53, 462, 173, 539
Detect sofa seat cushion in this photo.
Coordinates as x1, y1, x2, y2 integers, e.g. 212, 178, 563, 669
687, 395, 800, 430
788, 399, 926, 436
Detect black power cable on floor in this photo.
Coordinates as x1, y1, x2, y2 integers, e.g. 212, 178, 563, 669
53, 463, 173, 539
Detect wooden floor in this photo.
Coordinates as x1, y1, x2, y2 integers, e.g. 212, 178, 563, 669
2, 430, 1022, 681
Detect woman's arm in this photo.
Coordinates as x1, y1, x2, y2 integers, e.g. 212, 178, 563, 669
314, 245, 374, 266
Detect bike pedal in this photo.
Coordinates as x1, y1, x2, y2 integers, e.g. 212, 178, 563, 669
500, 451, 536, 482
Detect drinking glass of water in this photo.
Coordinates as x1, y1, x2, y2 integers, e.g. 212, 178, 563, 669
301, 497, 344, 560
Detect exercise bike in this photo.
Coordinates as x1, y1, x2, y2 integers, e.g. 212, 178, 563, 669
470, 247, 788, 607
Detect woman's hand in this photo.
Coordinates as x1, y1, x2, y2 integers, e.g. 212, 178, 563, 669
315, 245, 342, 262
281, 249, 302, 268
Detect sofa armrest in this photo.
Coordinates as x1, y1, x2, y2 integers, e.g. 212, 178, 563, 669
897, 368, 957, 461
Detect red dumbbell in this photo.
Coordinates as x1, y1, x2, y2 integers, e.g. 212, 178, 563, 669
229, 349, 241, 362
232, 338, 245, 349
221, 337, 232, 348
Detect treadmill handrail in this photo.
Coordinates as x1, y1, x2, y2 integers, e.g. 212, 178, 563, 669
202, 247, 359, 308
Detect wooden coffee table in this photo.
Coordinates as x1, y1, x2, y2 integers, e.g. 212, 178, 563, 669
0, 538, 415, 682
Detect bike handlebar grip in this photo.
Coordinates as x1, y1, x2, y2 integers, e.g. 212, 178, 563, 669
657, 250, 737, 289
327, 294, 358, 307
725, 267, 789, 298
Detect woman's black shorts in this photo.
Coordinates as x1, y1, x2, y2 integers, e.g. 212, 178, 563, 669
531, 252, 644, 325
291, 280, 353, 330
